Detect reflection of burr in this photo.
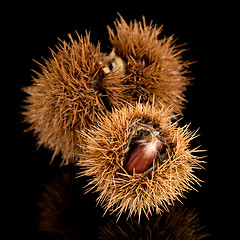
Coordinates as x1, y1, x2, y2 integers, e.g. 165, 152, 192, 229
38, 165, 101, 240
78, 102, 204, 220
99, 203, 210, 240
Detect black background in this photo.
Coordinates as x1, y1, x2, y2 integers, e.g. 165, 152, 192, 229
7, 1, 235, 239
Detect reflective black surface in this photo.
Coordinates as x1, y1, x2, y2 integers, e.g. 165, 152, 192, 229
37, 165, 210, 239
10, 2, 232, 239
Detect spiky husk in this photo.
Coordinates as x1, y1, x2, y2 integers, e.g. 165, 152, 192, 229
78, 102, 204, 220
22, 33, 127, 164
108, 15, 191, 114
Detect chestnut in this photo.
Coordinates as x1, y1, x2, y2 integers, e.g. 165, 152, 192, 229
124, 137, 164, 174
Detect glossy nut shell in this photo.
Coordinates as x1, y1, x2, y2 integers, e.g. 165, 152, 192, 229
124, 139, 164, 174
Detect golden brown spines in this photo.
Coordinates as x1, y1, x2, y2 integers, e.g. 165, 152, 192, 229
78, 102, 204, 220
108, 15, 191, 114
22, 33, 127, 164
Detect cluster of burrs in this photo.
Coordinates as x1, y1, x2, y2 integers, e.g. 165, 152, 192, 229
23, 15, 205, 220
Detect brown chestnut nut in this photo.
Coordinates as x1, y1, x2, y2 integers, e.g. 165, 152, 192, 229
124, 138, 164, 174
